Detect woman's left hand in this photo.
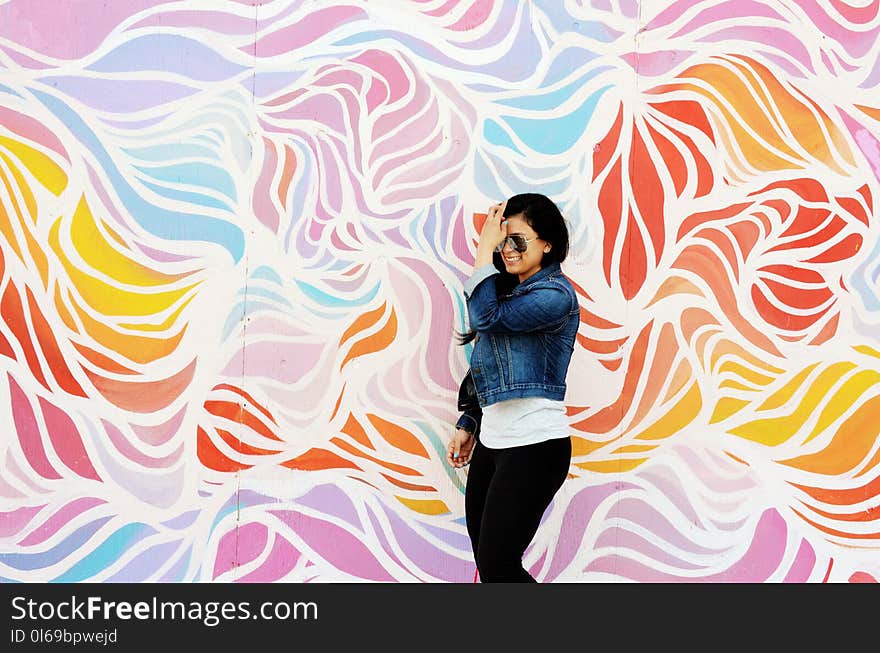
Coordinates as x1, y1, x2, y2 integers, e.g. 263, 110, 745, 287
475, 200, 507, 267
479, 201, 507, 250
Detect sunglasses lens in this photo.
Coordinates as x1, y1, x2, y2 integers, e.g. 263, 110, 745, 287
496, 236, 530, 253
496, 237, 513, 253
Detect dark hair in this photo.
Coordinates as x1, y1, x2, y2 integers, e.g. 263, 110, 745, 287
456, 193, 570, 345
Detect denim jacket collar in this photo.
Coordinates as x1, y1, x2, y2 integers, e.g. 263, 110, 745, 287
511, 261, 562, 293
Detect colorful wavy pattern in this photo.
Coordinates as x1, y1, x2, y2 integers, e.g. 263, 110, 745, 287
1, 0, 879, 583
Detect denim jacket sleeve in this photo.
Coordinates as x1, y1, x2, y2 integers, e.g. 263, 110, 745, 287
463, 264, 574, 333
455, 408, 481, 436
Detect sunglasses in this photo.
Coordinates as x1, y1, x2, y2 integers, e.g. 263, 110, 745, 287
495, 235, 538, 253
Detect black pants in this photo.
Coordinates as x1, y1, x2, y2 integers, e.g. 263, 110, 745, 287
465, 436, 571, 582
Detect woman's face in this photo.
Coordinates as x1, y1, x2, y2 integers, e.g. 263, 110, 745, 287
499, 213, 548, 282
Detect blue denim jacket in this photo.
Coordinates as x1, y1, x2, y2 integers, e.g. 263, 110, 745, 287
454, 261, 579, 435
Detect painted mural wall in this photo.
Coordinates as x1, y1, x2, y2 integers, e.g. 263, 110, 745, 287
1, 0, 879, 583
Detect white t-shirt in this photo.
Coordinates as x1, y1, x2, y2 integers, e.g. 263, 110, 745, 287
479, 396, 570, 449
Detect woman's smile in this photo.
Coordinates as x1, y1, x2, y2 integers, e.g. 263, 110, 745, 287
500, 214, 547, 282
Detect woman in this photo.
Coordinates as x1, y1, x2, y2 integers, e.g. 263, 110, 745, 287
447, 193, 579, 582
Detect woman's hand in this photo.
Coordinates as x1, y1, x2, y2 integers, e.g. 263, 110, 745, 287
475, 200, 507, 268
447, 428, 475, 468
